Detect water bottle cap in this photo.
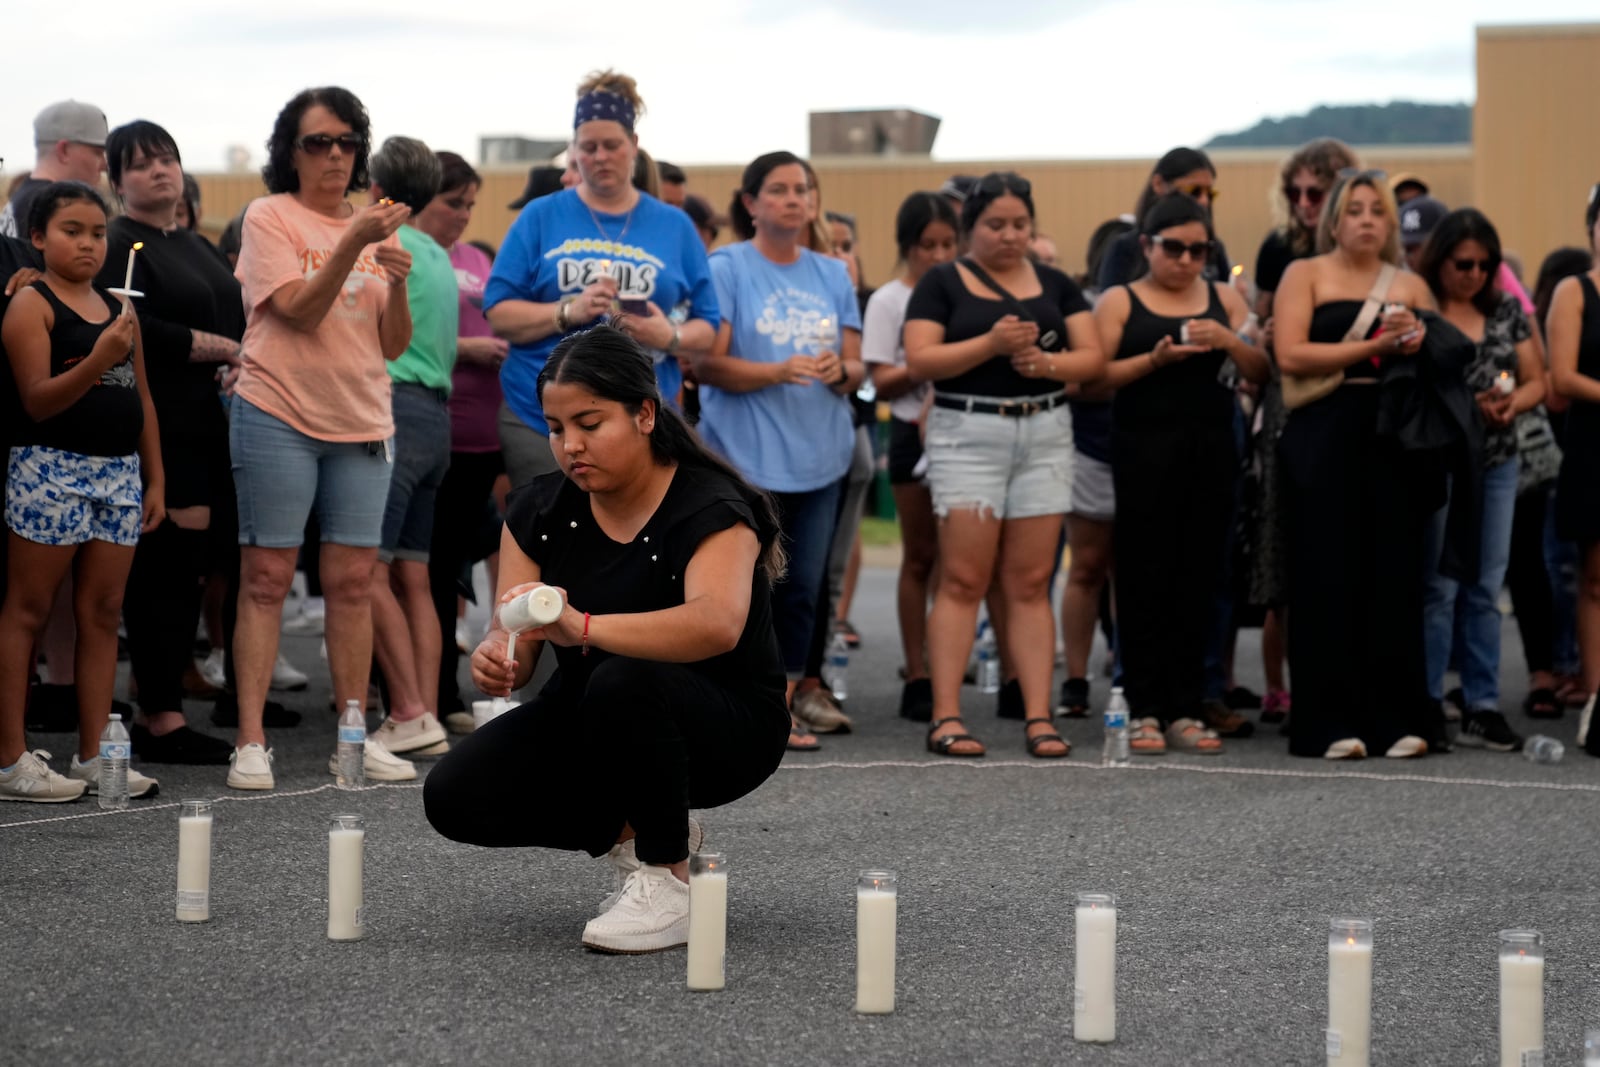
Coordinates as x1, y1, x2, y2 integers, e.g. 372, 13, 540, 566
109, 713, 122, 721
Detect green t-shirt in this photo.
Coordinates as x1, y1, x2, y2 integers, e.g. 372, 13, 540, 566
388, 225, 459, 392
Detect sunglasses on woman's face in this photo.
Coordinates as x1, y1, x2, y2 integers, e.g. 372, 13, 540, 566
1452, 258, 1493, 274
1175, 182, 1219, 202
1153, 237, 1213, 261
295, 133, 364, 156
1285, 184, 1325, 206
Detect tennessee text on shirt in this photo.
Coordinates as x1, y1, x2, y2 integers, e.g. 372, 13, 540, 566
299, 247, 389, 280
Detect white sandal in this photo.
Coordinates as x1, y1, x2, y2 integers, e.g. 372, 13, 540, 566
1323, 738, 1367, 760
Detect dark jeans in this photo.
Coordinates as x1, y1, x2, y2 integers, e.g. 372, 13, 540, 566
429, 450, 503, 711
124, 521, 207, 712
424, 657, 790, 864
771, 483, 844, 678
1112, 420, 1237, 726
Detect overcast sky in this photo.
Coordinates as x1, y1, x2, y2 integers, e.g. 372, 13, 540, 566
5, 1, 1595, 179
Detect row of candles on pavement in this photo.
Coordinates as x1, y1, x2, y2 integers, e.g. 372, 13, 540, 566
173, 805, 1597, 1063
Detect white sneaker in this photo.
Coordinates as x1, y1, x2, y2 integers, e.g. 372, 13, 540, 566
282, 597, 325, 635
198, 648, 227, 690
270, 653, 309, 691
68, 755, 160, 798
227, 743, 275, 790
443, 711, 476, 735
1384, 735, 1428, 759
600, 817, 704, 912
326, 739, 416, 782
1323, 738, 1368, 760
0, 750, 87, 803
581, 865, 691, 954
370, 712, 447, 754
455, 620, 472, 654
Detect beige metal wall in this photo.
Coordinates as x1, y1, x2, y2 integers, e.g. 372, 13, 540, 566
1474, 23, 1600, 270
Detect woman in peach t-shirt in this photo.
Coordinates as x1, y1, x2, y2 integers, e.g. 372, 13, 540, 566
226, 86, 413, 792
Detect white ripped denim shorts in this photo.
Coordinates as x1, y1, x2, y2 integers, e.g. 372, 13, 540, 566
923, 391, 1073, 520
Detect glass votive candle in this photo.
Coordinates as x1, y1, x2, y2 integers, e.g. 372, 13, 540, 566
1326, 919, 1372, 1066
855, 871, 897, 1014
1498, 929, 1543, 1067
176, 799, 214, 922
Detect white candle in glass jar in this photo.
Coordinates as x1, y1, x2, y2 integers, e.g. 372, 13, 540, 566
1074, 894, 1117, 1043
1327, 922, 1372, 1066
328, 816, 365, 941
1499, 931, 1543, 1067
500, 586, 564, 632
175, 801, 213, 922
686, 853, 728, 991
855, 871, 897, 1014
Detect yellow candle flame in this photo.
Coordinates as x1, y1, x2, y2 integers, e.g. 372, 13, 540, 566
1347, 936, 1355, 946
1231, 263, 1243, 276
132, 241, 144, 251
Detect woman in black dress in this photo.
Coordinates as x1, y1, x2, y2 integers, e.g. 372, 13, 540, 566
1093, 195, 1268, 755
1273, 171, 1439, 760
424, 325, 791, 953
1547, 188, 1600, 756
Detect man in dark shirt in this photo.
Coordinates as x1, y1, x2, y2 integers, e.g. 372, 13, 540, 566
0, 100, 108, 239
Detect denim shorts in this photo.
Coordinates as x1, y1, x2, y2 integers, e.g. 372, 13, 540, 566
1069, 453, 1115, 521
923, 393, 1073, 519
380, 384, 452, 564
5, 445, 142, 547
230, 397, 393, 549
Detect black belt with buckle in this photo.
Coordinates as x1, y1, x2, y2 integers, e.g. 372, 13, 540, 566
932, 392, 1067, 418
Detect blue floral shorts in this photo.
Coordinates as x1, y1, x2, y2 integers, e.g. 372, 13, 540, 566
5, 445, 143, 547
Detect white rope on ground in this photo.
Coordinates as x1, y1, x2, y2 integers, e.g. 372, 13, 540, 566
776, 758, 1600, 794
0, 781, 424, 831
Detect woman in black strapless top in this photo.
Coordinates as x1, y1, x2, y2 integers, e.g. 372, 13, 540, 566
1546, 188, 1600, 754
1272, 171, 1441, 760
1093, 195, 1268, 753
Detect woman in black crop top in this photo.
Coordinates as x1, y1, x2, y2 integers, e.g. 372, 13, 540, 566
0, 183, 164, 802
1092, 195, 1267, 755
904, 172, 1104, 761
425, 326, 790, 955
1272, 171, 1441, 761
1546, 186, 1600, 755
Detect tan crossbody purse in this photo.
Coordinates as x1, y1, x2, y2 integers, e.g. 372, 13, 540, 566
1281, 263, 1398, 411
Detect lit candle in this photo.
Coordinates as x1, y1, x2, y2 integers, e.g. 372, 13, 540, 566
1074, 892, 1117, 1043
1327, 919, 1372, 1065
175, 799, 213, 923
1495, 371, 1515, 396
1499, 930, 1543, 1067
855, 870, 896, 1014
686, 852, 728, 991
122, 241, 144, 292
328, 814, 365, 941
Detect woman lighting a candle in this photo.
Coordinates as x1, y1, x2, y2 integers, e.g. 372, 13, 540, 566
425, 326, 790, 955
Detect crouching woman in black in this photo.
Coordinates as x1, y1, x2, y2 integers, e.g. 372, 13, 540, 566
424, 324, 791, 955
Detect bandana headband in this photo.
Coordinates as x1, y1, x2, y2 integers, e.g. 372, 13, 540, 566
575, 90, 635, 133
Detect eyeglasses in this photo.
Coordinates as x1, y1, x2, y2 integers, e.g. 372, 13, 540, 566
1151, 237, 1214, 261
1452, 258, 1493, 274
295, 133, 365, 156
1284, 183, 1326, 206
1175, 182, 1219, 202
974, 172, 1032, 198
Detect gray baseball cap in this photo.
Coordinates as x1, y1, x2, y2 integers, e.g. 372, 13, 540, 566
34, 100, 108, 147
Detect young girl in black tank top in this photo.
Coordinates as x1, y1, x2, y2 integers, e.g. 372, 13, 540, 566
1091, 196, 1268, 754
0, 183, 163, 802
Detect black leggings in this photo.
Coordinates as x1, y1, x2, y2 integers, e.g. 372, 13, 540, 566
424, 657, 790, 864
1507, 486, 1554, 676
124, 521, 208, 712
428, 450, 504, 710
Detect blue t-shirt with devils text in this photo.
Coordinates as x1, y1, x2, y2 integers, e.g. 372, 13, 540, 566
700, 241, 861, 493
484, 188, 717, 432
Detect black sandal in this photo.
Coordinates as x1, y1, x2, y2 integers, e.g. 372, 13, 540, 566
1523, 688, 1563, 719
927, 717, 984, 758
786, 720, 821, 752
1024, 718, 1071, 759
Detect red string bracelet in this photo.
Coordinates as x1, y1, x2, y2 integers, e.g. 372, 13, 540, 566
582, 612, 591, 656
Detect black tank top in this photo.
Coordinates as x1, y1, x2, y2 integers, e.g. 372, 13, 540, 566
1578, 276, 1600, 382
17, 281, 144, 456
1309, 300, 1382, 381
1112, 282, 1233, 427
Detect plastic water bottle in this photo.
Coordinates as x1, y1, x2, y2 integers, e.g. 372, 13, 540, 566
976, 624, 1000, 695
336, 700, 366, 790
98, 714, 130, 810
825, 631, 850, 702
1523, 735, 1564, 764
1102, 688, 1131, 767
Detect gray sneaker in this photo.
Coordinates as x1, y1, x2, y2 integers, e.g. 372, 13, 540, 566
600, 816, 704, 912
68, 755, 160, 798
0, 750, 88, 803
581, 866, 691, 954
792, 687, 853, 733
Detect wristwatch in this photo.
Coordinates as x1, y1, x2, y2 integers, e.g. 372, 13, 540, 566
667, 324, 682, 354
556, 296, 575, 332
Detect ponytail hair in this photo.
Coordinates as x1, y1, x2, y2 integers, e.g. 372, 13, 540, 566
537, 325, 787, 580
